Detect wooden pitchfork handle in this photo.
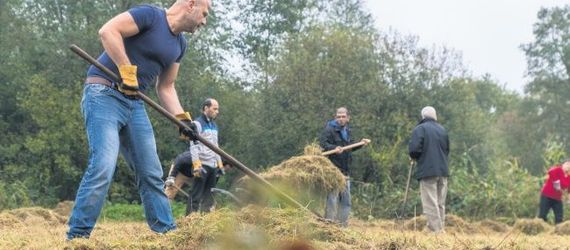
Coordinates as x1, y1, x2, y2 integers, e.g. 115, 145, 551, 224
400, 160, 415, 218
69, 44, 320, 218
321, 141, 366, 156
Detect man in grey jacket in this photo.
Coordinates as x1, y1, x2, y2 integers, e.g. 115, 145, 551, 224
408, 106, 450, 233
165, 98, 225, 215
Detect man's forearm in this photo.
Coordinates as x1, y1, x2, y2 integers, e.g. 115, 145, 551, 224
157, 83, 184, 115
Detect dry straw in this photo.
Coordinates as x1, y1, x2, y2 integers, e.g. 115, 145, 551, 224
172, 205, 371, 249
477, 219, 510, 233
2, 207, 67, 226
513, 218, 551, 235
236, 143, 347, 205
554, 220, 570, 235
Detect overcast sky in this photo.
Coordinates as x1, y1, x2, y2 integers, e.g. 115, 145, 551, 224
363, 0, 568, 94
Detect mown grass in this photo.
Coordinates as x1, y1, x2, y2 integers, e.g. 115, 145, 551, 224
3, 203, 570, 249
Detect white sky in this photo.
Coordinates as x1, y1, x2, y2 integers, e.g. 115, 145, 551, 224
363, 0, 568, 94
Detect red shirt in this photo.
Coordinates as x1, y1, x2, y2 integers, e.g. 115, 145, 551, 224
542, 166, 570, 200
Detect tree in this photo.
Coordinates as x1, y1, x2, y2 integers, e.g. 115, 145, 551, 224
516, 5, 570, 173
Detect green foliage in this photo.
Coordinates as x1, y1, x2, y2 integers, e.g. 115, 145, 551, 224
515, 5, 570, 173
447, 158, 539, 219
99, 202, 187, 222
542, 138, 567, 169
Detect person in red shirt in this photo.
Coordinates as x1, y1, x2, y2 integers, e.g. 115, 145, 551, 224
539, 160, 570, 224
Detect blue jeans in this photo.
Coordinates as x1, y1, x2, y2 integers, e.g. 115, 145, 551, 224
67, 84, 175, 239
325, 180, 351, 227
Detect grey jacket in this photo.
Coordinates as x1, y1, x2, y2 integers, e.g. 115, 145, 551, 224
190, 115, 222, 168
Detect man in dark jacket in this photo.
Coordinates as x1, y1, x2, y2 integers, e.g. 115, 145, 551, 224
319, 107, 370, 227
408, 106, 450, 233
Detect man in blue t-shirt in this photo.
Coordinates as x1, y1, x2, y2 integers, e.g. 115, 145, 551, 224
67, 0, 211, 240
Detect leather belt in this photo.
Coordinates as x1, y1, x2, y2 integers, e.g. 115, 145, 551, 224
85, 76, 114, 88
84, 76, 140, 100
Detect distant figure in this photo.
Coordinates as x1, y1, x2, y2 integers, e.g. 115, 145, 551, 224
539, 160, 570, 224
165, 98, 226, 215
319, 107, 370, 227
408, 106, 450, 233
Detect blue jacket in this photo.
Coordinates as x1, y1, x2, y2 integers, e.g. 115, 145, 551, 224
319, 120, 362, 176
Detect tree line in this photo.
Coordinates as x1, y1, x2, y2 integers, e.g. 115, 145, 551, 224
1, 0, 569, 219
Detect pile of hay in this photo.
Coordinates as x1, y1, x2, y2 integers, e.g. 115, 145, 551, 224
477, 219, 509, 233
236, 144, 346, 207
445, 214, 476, 234
0, 207, 66, 231
404, 215, 427, 231
0, 212, 24, 229
513, 218, 551, 235
403, 214, 476, 233
260, 154, 346, 193
303, 143, 323, 156
53, 200, 74, 217
554, 221, 570, 235
172, 205, 372, 249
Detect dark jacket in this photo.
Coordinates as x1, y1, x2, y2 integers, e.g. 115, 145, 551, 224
408, 118, 450, 180
319, 120, 362, 176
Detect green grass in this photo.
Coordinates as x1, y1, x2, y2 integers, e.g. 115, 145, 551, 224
99, 202, 187, 222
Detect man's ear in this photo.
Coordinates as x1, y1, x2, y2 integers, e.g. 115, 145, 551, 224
188, 0, 196, 10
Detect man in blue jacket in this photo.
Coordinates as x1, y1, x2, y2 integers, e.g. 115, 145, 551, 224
408, 106, 450, 233
319, 107, 370, 227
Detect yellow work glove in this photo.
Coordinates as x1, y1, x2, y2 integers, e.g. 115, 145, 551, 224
216, 161, 225, 177
118, 64, 139, 96
192, 160, 206, 178
175, 112, 198, 141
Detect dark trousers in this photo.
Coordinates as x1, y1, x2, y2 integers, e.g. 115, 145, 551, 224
186, 165, 217, 215
539, 194, 563, 224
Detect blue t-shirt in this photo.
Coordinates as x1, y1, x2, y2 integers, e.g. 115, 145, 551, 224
87, 5, 187, 91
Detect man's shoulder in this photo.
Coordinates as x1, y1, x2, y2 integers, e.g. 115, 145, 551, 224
549, 165, 563, 173
322, 123, 336, 133
418, 120, 446, 130
131, 4, 161, 11
128, 4, 162, 16
195, 115, 208, 125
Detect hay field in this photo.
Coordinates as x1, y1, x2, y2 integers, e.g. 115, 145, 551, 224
4, 146, 569, 249
3, 205, 570, 249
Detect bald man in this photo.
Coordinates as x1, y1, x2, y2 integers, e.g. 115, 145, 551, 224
408, 106, 450, 233
67, 0, 212, 240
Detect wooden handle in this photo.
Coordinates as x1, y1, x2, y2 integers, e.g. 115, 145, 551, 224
321, 141, 367, 156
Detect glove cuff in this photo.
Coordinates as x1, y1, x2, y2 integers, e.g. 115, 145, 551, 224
175, 112, 192, 121
192, 160, 202, 169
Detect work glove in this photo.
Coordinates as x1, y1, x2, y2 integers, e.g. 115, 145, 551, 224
118, 64, 139, 96
192, 160, 207, 178
216, 161, 225, 177
165, 176, 175, 187
175, 112, 198, 141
